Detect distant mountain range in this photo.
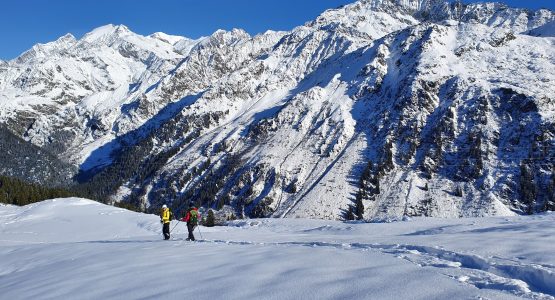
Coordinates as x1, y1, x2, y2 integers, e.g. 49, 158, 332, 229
1, 0, 554, 220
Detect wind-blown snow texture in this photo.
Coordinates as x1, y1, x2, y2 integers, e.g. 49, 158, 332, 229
1, 198, 555, 299
1, 0, 555, 220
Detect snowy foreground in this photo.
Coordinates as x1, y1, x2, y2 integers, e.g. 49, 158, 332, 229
1, 198, 554, 300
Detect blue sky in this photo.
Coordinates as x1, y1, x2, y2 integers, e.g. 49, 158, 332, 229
1, 0, 554, 60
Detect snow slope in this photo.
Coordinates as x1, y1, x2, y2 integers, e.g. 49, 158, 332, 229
529, 20, 555, 37
1, 198, 554, 299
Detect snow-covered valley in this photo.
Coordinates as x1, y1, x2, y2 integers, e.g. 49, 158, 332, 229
1, 198, 554, 299
3, 1, 555, 299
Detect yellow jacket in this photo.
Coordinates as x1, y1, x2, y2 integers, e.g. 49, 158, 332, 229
161, 208, 171, 224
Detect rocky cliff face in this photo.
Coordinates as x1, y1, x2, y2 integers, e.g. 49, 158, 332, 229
1, 0, 554, 219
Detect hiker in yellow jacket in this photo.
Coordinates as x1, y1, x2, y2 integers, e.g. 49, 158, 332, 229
160, 204, 172, 240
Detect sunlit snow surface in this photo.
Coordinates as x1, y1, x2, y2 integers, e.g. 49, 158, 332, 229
1, 198, 554, 299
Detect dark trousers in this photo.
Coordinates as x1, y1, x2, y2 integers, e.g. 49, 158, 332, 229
187, 223, 196, 241
163, 222, 170, 240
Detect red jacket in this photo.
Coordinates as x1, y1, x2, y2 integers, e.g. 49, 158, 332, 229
181, 208, 200, 223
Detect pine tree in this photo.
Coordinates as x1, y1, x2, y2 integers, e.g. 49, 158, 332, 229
355, 192, 364, 220
383, 142, 394, 173
453, 0, 464, 19
205, 209, 216, 227
468, 132, 483, 179
520, 162, 537, 214
454, 184, 463, 197
345, 206, 355, 221
545, 167, 555, 212
0, 175, 74, 206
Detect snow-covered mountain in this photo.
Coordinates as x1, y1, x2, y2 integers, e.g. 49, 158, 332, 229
1, 0, 554, 220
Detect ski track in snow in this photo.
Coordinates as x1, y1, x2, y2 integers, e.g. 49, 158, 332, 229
186, 238, 555, 299
8, 234, 550, 299
2, 199, 555, 300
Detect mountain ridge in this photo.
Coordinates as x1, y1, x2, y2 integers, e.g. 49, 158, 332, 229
1, 0, 554, 220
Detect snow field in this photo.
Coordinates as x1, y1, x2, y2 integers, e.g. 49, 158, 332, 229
1, 198, 554, 299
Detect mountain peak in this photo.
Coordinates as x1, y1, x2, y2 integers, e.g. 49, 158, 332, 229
13, 32, 77, 63
58, 33, 77, 42
211, 28, 250, 38
199, 28, 251, 48
366, 0, 440, 10
149, 32, 187, 45
315, 0, 554, 35
349, 0, 449, 13
80, 24, 132, 44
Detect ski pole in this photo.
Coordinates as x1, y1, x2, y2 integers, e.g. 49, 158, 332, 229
170, 220, 181, 233
196, 225, 204, 240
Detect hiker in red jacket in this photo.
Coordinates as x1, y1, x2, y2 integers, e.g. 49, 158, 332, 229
181, 206, 200, 241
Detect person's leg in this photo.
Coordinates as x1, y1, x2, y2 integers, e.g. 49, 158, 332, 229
191, 226, 195, 241
163, 223, 170, 240
187, 223, 195, 241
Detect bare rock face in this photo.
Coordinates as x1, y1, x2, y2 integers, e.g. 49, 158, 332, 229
1, 1, 554, 219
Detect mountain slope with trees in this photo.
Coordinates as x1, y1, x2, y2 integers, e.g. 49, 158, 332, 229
0, 0, 554, 219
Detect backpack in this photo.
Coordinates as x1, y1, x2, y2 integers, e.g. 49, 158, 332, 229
189, 210, 199, 225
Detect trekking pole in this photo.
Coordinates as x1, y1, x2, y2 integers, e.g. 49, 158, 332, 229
196, 225, 204, 240
170, 220, 181, 233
